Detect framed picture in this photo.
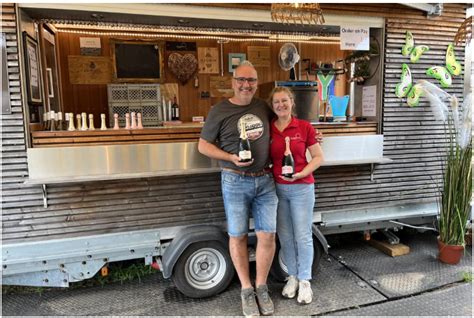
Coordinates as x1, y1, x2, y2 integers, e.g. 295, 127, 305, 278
110, 39, 164, 83
228, 53, 246, 73
23, 32, 42, 105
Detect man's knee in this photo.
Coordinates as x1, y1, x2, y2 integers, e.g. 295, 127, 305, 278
256, 232, 276, 246
229, 234, 248, 247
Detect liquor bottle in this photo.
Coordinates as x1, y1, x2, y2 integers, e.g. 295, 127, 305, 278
238, 120, 252, 162
171, 95, 180, 121
281, 136, 295, 178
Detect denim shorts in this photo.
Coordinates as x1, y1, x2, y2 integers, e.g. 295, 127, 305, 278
221, 170, 278, 237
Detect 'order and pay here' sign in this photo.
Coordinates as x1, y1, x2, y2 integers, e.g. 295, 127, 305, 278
340, 26, 370, 51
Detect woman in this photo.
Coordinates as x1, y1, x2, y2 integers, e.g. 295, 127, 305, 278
268, 86, 324, 305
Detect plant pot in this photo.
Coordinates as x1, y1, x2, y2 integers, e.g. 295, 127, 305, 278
437, 238, 464, 265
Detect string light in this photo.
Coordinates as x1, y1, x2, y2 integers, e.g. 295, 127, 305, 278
57, 29, 339, 45
44, 18, 340, 45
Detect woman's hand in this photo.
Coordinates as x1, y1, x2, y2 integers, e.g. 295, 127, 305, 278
280, 172, 305, 182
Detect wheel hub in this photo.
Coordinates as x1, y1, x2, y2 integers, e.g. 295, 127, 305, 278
184, 247, 227, 290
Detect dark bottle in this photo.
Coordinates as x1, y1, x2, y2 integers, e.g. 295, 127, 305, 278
171, 95, 180, 121
238, 120, 252, 162
281, 136, 295, 178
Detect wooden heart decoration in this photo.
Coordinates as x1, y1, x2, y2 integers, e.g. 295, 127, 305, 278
168, 53, 198, 85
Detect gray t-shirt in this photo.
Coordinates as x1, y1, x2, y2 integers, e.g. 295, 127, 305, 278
200, 98, 272, 172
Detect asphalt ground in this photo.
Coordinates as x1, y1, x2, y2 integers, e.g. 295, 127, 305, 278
2, 231, 473, 316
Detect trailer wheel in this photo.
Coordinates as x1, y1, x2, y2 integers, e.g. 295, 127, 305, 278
270, 238, 324, 282
172, 241, 235, 298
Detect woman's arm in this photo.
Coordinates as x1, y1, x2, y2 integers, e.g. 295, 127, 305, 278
282, 143, 324, 181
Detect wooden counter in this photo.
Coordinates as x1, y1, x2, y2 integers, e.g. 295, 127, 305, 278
31, 121, 378, 148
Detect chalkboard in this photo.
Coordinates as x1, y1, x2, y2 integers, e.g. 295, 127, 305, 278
111, 40, 164, 82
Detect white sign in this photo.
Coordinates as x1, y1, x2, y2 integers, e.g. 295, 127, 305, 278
80, 37, 101, 55
340, 26, 370, 50
80, 37, 101, 48
362, 85, 377, 117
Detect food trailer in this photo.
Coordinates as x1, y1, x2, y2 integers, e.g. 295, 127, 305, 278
1, 3, 470, 298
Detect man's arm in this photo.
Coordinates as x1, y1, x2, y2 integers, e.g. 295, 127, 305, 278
198, 138, 253, 167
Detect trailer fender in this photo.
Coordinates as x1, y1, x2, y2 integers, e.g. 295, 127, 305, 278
312, 224, 329, 254
161, 225, 228, 279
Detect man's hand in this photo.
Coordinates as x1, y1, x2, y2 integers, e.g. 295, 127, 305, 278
230, 154, 254, 167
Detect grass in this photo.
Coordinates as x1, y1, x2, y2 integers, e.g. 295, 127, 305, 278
462, 271, 473, 282
2, 259, 157, 295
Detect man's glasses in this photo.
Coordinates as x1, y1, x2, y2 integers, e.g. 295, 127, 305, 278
233, 77, 258, 85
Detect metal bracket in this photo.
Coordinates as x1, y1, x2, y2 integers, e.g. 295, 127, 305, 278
381, 229, 400, 245
42, 184, 48, 208
403, 3, 443, 17
370, 163, 375, 182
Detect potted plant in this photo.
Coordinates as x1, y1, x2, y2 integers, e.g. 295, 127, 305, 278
417, 80, 472, 264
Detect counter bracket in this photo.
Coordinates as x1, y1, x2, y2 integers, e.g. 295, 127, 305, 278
42, 184, 48, 208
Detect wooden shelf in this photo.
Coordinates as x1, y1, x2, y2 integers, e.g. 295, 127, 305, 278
31, 121, 378, 148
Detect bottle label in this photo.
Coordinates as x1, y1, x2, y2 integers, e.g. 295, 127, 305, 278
175, 108, 179, 118
239, 150, 252, 160
282, 165, 294, 175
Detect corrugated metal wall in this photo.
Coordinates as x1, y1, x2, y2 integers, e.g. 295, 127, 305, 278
1, 4, 467, 243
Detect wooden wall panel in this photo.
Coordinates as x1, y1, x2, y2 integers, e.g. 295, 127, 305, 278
1, 4, 468, 243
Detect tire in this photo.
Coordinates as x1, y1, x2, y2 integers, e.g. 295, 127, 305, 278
270, 237, 324, 282
172, 241, 235, 298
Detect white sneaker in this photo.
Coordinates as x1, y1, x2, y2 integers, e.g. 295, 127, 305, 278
282, 275, 298, 299
297, 280, 313, 304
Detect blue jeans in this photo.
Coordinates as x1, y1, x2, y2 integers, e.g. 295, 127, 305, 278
221, 170, 278, 237
276, 183, 315, 280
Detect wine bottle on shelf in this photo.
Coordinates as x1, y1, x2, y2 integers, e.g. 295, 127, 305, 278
76, 114, 81, 131
57, 112, 63, 131
65, 112, 70, 130
130, 112, 136, 129
171, 95, 180, 121
137, 112, 143, 129
100, 114, 107, 130
113, 113, 120, 129
238, 120, 252, 162
50, 111, 56, 131
80, 112, 88, 131
125, 113, 131, 129
43, 112, 50, 131
88, 114, 95, 130
67, 113, 76, 131
281, 136, 295, 178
